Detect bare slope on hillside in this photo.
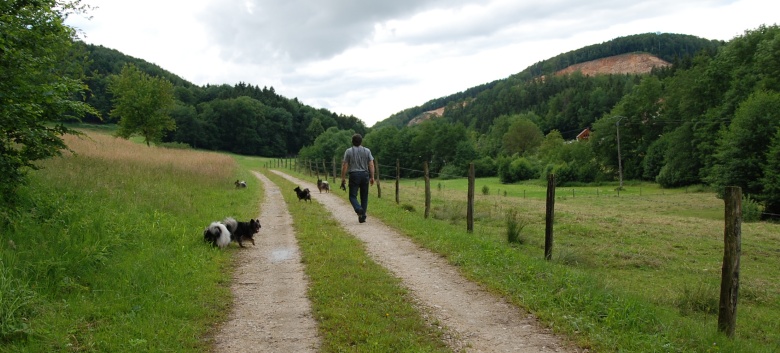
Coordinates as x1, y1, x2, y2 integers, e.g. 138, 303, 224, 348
555, 52, 670, 76
408, 53, 670, 126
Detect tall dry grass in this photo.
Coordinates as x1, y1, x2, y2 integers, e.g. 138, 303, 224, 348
60, 132, 235, 181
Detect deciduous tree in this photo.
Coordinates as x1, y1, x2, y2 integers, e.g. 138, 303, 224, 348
109, 64, 176, 146
0, 0, 96, 204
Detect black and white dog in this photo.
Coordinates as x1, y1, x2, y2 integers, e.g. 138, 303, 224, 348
203, 217, 261, 248
294, 186, 311, 202
235, 180, 247, 188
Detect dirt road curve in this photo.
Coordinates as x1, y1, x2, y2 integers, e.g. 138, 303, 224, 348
214, 170, 579, 352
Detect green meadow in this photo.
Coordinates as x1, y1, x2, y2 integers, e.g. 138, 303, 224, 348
1, 132, 778, 352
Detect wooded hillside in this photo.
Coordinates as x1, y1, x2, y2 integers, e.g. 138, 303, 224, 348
76, 43, 367, 157
359, 26, 780, 216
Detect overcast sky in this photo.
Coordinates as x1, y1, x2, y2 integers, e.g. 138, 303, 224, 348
66, 0, 778, 127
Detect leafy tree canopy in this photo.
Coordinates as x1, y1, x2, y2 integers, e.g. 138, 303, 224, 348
0, 0, 97, 205
108, 64, 176, 146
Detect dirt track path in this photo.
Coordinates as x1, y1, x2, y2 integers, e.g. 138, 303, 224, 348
213, 171, 320, 352
271, 170, 578, 353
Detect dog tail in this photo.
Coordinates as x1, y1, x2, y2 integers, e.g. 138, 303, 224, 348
205, 222, 231, 248
222, 217, 238, 233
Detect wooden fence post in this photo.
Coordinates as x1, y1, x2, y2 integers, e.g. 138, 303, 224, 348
545, 173, 556, 261
424, 161, 431, 219
395, 159, 400, 204
718, 186, 742, 338
467, 163, 475, 233
374, 158, 381, 198
332, 157, 337, 183
322, 160, 328, 181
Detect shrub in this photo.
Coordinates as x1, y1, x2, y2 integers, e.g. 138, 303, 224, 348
438, 165, 462, 180
506, 210, 527, 244
497, 156, 514, 183
677, 282, 718, 316
742, 195, 763, 222
481, 185, 490, 195
473, 156, 497, 177
509, 157, 538, 181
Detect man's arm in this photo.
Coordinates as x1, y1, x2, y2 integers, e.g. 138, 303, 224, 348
341, 161, 348, 183
369, 160, 375, 186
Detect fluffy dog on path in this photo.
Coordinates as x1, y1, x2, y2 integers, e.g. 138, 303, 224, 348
203, 217, 261, 248
294, 186, 311, 202
317, 178, 330, 193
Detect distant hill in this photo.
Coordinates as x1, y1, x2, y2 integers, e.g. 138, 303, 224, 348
406, 52, 673, 127
374, 32, 722, 129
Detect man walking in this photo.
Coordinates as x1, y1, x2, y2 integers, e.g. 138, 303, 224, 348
341, 133, 375, 223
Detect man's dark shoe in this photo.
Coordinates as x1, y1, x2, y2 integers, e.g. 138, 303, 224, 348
359, 214, 366, 223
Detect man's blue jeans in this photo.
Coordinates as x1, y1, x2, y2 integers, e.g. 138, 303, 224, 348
348, 171, 369, 215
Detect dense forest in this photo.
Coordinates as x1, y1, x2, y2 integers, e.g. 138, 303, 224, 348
76, 43, 367, 156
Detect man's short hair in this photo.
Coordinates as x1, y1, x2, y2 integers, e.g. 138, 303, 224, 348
352, 134, 362, 146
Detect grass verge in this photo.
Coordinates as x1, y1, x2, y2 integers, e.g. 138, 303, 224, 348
0, 131, 261, 352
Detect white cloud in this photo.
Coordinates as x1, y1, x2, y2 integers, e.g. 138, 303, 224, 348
67, 0, 779, 126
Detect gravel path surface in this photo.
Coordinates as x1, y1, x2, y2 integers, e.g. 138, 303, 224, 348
213, 171, 320, 352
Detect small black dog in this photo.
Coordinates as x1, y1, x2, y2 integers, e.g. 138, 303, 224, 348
294, 186, 311, 202
223, 217, 261, 247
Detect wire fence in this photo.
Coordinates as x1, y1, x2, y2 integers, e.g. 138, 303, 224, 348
266, 157, 778, 219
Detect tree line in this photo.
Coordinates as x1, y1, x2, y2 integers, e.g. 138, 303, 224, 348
76, 43, 367, 156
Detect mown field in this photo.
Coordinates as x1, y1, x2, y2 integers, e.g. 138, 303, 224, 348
284, 162, 780, 352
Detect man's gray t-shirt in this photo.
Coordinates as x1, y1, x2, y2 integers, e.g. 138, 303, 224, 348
343, 146, 374, 173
